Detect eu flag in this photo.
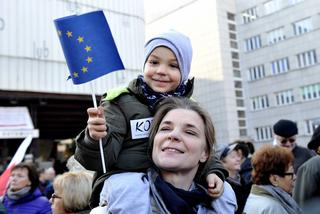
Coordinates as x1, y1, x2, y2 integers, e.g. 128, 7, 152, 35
54, 11, 125, 84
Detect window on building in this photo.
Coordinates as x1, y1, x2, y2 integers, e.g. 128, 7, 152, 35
293, 17, 312, 36
232, 61, 240, 68
248, 64, 265, 81
301, 83, 320, 101
228, 23, 236, 31
255, 126, 273, 141
305, 118, 320, 134
235, 90, 243, 98
227, 12, 235, 21
267, 27, 285, 44
242, 7, 258, 24
231, 52, 239, 59
238, 120, 246, 127
237, 110, 246, 118
251, 95, 269, 110
264, 0, 280, 15
229, 33, 237, 40
234, 80, 242, 89
233, 70, 241, 78
275, 89, 294, 106
239, 128, 247, 137
236, 99, 245, 107
230, 41, 238, 49
297, 50, 317, 68
244, 35, 261, 52
271, 57, 290, 75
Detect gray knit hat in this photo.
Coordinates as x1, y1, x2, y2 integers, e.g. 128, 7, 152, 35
144, 30, 193, 85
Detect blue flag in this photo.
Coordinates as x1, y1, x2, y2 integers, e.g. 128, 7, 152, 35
54, 11, 124, 84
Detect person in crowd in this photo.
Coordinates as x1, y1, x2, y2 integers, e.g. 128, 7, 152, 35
233, 140, 253, 186
2, 163, 52, 214
50, 171, 93, 214
243, 145, 302, 214
273, 119, 315, 173
95, 97, 237, 213
217, 143, 251, 214
293, 125, 320, 209
74, 30, 228, 209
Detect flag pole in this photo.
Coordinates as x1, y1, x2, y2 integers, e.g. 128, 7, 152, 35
90, 81, 107, 173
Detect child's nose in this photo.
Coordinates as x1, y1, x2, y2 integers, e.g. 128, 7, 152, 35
156, 64, 168, 74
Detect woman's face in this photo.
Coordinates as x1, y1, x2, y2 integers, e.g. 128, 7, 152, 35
144, 46, 181, 93
50, 190, 67, 214
152, 108, 209, 175
277, 165, 296, 194
9, 168, 31, 192
222, 150, 241, 174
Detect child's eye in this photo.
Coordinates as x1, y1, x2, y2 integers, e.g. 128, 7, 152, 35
170, 64, 179, 69
149, 60, 159, 65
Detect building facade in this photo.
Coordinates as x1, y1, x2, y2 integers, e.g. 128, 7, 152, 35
237, 0, 320, 147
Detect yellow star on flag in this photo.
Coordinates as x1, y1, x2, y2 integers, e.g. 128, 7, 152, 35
81, 66, 88, 73
84, 45, 91, 52
66, 31, 72, 38
73, 72, 79, 78
77, 36, 84, 43
86, 57, 93, 63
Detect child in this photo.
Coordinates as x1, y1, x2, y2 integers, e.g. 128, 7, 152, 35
74, 30, 228, 211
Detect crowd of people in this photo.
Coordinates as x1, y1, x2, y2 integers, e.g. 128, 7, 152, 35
0, 29, 320, 214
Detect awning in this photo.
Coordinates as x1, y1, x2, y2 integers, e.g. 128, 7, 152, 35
0, 107, 39, 139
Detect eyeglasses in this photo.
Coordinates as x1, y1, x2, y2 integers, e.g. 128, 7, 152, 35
51, 193, 62, 202
280, 138, 295, 144
282, 172, 295, 179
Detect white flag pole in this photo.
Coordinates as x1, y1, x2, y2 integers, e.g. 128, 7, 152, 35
90, 82, 107, 173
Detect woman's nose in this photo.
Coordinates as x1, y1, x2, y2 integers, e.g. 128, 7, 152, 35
168, 129, 181, 142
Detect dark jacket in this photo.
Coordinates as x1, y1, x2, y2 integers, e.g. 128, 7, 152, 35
292, 145, 315, 174
3, 188, 52, 214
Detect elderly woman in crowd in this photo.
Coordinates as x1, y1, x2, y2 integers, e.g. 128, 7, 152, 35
50, 171, 92, 214
243, 145, 302, 214
96, 97, 237, 213
2, 163, 51, 214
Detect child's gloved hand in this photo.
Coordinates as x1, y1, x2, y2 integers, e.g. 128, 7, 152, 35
206, 173, 224, 198
87, 106, 107, 140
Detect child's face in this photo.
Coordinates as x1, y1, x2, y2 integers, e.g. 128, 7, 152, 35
144, 46, 181, 93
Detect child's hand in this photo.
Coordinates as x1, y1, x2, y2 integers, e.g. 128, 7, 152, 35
87, 106, 107, 140
206, 173, 224, 198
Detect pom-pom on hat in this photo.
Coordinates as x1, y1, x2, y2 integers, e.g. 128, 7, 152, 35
144, 30, 193, 86
307, 126, 320, 151
273, 119, 298, 138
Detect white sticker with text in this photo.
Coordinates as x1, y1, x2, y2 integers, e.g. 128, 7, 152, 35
130, 117, 153, 139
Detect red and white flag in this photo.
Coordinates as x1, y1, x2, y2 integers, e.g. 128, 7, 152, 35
0, 135, 33, 196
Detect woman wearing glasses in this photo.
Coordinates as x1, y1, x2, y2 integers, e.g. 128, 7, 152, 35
50, 171, 92, 214
243, 145, 302, 214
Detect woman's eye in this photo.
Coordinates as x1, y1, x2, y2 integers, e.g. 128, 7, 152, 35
159, 126, 171, 131
186, 130, 197, 135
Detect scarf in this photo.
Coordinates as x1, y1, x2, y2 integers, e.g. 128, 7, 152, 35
7, 186, 31, 200
251, 184, 303, 214
137, 75, 187, 110
150, 169, 212, 214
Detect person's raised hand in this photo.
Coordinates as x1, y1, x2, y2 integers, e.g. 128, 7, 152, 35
87, 106, 107, 141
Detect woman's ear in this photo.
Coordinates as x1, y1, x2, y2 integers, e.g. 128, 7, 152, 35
199, 149, 209, 163
269, 174, 279, 187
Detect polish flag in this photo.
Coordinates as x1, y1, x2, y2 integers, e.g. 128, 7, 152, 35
0, 135, 33, 196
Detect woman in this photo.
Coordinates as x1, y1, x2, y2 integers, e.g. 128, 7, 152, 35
218, 143, 251, 214
2, 163, 51, 214
243, 145, 303, 214
50, 171, 92, 214
97, 97, 237, 213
